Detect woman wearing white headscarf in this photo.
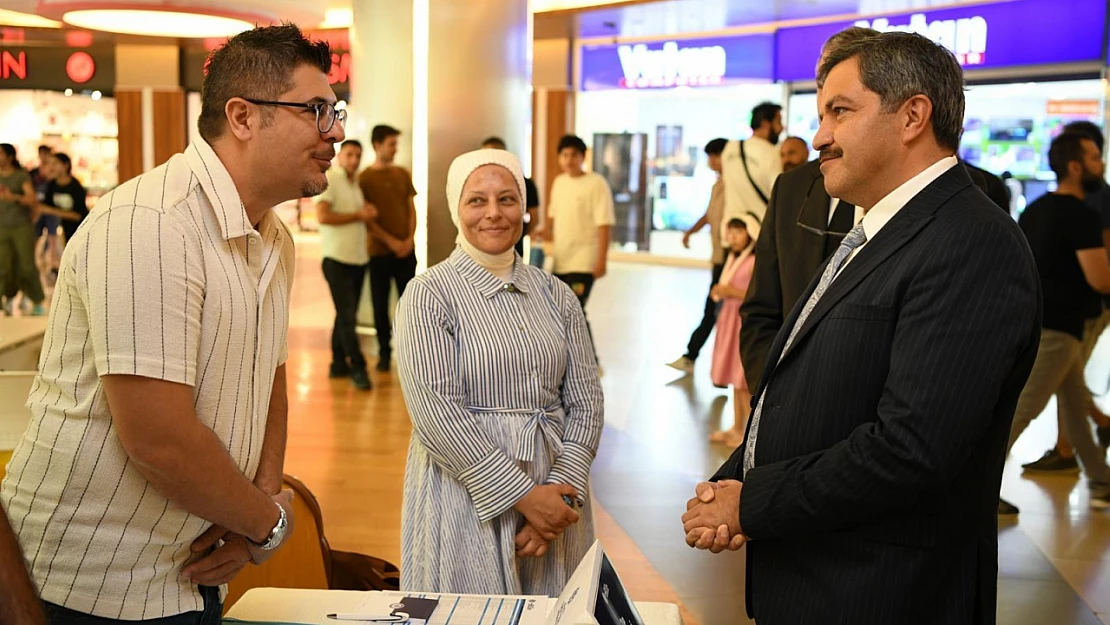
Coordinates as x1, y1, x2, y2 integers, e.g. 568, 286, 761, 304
395, 149, 603, 595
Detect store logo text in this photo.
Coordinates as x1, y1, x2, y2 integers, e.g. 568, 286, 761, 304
855, 12, 988, 66
616, 41, 726, 88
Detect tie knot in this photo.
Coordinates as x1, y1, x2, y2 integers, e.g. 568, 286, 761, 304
842, 223, 867, 250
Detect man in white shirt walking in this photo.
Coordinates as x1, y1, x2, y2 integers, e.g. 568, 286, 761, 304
316, 139, 375, 390
0, 23, 347, 623
720, 102, 784, 241
546, 134, 615, 362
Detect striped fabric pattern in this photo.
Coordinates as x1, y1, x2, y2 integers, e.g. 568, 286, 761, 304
396, 248, 603, 596
0, 138, 294, 620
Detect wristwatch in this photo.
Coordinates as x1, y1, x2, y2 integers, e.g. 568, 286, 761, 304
251, 502, 288, 551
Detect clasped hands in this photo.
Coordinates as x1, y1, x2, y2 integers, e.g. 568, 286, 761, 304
181, 490, 295, 586
681, 480, 747, 553
512, 483, 581, 559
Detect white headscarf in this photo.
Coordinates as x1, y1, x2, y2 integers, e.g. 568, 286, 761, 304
447, 149, 527, 280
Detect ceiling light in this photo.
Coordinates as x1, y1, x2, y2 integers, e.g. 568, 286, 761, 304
61, 8, 263, 38
0, 8, 63, 28
319, 8, 352, 29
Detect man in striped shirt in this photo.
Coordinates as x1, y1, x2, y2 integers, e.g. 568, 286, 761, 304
1, 24, 345, 624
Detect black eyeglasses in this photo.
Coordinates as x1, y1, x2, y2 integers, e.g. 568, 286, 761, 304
795, 181, 851, 238
243, 98, 347, 133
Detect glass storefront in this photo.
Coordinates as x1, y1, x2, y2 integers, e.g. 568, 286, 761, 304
569, 0, 1109, 261
0, 89, 118, 198
576, 84, 783, 260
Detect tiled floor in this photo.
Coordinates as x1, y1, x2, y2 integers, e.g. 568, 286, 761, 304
281, 233, 1110, 625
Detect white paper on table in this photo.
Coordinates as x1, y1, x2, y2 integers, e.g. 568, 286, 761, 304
356, 591, 550, 625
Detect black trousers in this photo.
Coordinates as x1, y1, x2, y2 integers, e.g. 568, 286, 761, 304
685, 262, 726, 361
45, 586, 221, 624
369, 252, 417, 360
322, 257, 368, 372
555, 272, 598, 361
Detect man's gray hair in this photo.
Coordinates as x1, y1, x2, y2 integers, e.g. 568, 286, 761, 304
817, 32, 965, 152
821, 26, 878, 58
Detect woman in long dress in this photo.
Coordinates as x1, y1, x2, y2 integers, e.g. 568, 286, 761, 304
395, 149, 603, 596
709, 217, 757, 448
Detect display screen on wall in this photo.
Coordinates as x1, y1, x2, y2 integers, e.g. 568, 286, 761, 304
0, 44, 115, 92
580, 33, 774, 91
775, 0, 1107, 82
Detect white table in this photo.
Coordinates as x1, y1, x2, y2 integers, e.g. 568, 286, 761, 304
224, 588, 682, 625
0, 316, 47, 371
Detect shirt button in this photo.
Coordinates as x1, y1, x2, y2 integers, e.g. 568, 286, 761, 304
249, 238, 259, 245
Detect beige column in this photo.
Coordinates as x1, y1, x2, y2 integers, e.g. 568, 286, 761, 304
114, 44, 185, 180
350, 0, 532, 269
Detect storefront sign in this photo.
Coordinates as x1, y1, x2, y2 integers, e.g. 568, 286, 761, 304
580, 34, 773, 90
854, 13, 987, 66
1047, 100, 1100, 116
775, 0, 1106, 82
0, 44, 114, 92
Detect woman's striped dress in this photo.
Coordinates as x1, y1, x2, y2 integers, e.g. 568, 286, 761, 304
396, 248, 604, 597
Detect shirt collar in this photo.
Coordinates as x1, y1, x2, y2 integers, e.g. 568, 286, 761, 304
861, 156, 958, 243
185, 138, 254, 240
449, 247, 530, 299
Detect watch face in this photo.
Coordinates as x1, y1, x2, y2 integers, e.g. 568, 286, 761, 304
262, 506, 288, 550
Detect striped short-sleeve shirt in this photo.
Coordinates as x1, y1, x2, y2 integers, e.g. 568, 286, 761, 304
0, 138, 294, 619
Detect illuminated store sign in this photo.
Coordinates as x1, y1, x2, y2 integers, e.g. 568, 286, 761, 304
776, 0, 1105, 82
582, 34, 773, 91
854, 13, 988, 66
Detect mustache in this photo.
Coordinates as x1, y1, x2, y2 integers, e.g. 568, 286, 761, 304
819, 148, 843, 162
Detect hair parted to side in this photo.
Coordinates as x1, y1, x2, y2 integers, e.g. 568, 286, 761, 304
198, 23, 332, 143
821, 26, 878, 58
817, 32, 966, 152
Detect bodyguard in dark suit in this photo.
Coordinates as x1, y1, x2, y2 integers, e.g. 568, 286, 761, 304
682, 32, 1041, 625
738, 159, 856, 390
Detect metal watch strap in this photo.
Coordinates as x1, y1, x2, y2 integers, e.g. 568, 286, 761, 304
255, 501, 286, 551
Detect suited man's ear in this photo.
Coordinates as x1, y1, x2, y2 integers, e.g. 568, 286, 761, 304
900, 94, 934, 146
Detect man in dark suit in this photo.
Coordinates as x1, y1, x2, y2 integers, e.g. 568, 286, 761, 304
738, 27, 1009, 392
681, 32, 1041, 625
741, 158, 1009, 390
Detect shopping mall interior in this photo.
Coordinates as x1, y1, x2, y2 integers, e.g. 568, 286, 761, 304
1, 0, 1110, 623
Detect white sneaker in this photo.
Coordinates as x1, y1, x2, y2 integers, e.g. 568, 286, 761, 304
666, 356, 695, 373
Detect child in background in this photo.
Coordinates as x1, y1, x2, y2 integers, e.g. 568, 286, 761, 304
709, 217, 758, 447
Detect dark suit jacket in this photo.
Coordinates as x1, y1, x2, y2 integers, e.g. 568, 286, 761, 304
964, 161, 1010, 211
739, 159, 830, 390
716, 164, 1042, 624
740, 160, 1008, 390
